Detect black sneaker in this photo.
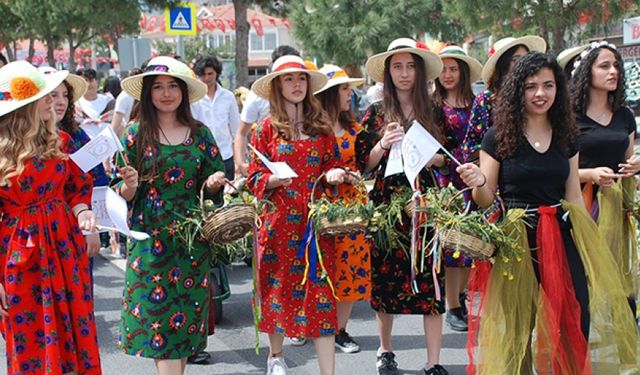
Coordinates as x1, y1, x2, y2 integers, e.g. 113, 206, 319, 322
459, 292, 468, 317
376, 352, 400, 375
446, 307, 468, 332
424, 364, 449, 375
335, 329, 360, 353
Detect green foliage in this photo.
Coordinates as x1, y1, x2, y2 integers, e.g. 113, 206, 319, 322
444, 0, 640, 50
288, 0, 466, 67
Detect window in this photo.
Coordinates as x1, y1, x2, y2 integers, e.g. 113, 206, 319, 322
249, 31, 278, 52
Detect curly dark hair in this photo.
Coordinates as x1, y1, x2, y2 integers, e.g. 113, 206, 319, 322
57, 80, 80, 134
494, 52, 577, 159
570, 45, 626, 115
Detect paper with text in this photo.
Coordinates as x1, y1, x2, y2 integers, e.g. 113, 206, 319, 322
249, 144, 298, 179
402, 121, 441, 190
87, 186, 149, 240
71, 125, 124, 173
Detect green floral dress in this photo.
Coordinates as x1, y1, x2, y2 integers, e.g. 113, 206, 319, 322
114, 123, 224, 359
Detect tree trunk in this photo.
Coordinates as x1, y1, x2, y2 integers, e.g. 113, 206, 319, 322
46, 37, 57, 68
9, 41, 17, 62
234, 0, 249, 88
68, 32, 76, 72
551, 26, 566, 54
27, 38, 35, 63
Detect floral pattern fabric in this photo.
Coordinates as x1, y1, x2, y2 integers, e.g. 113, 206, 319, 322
461, 89, 495, 161
355, 103, 445, 315
247, 119, 341, 338
333, 123, 371, 301
114, 123, 224, 359
435, 103, 474, 268
0, 131, 101, 374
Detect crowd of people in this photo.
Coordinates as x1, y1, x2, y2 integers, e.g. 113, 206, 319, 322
0, 35, 639, 375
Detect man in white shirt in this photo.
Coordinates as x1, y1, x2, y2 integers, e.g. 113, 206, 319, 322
76, 68, 115, 138
233, 45, 300, 176
191, 55, 240, 181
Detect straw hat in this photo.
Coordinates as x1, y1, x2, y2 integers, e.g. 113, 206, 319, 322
314, 64, 364, 95
365, 38, 443, 83
438, 46, 483, 83
0, 60, 68, 118
38, 67, 87, 102
121, 56, 206, 103
556, 44, 590, 70
252, 55, 328, 99
481, 35, 547, 84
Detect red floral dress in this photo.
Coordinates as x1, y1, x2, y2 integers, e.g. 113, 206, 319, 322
248, 119, 341, 338
333, 123, 371, 301
0, 132, 101, 374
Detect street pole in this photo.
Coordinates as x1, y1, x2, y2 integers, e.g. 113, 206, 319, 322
177, 35, 185, 60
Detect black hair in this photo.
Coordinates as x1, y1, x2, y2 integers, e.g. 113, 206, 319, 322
0, 53, 7, 65
76, 67, 97, 80
271, 45, 300, 63
102, 76, 121, 98
193, 55, 222, 77
488, 44, 528, 93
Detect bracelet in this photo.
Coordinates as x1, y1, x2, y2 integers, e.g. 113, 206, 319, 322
76, 208, 90, 218
477, 174, 487, 188
379, 141, 390, 151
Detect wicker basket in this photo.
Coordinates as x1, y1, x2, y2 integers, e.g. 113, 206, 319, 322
200, 181, 257, 245
438, 188, 502, 259
310, 169, 369, 236
440, 229, 495, 259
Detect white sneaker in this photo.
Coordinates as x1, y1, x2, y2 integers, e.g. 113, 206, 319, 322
288, 337, 307, 346
267, 356, 289, 375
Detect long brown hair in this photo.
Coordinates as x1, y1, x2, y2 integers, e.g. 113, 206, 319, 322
57, 81, 80, 134
0, 102, 65, 186
382, 52, 442, 142
316, 84, 356, 131
432, 58, 475, 125
135, 75, 201, 182
268, 74, 332, 140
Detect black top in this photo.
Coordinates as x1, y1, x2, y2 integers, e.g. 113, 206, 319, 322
482, 127, 578, 208
577, 107, 636, 171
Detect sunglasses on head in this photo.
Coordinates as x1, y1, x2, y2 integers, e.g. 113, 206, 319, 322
144, 65, 170, 73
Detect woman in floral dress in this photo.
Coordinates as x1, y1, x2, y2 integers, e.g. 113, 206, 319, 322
247, 55, 354, 375
0, 61, 101, 375
431, 46, 483, 332
357, 38, 448, 375
460, 36, 546, 161
114, 56, 226, 375
315, 64, 370, 354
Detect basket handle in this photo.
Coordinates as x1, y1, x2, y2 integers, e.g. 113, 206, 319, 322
309, 167, 363, 205
199, 179, 241, 214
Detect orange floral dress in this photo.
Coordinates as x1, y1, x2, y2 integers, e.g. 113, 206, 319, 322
333, 123, 371, 302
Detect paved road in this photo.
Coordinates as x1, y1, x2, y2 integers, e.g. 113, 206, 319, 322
1, 252, 469, 375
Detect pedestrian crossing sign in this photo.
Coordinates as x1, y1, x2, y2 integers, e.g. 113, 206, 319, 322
165, 3, 197, 36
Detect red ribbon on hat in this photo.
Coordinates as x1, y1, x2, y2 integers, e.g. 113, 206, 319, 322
488, 47, 496, 58
274, 62, 307, 72
416, 41, 429, 50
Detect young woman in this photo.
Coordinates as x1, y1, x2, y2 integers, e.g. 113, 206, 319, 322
0, 61, 101, 374
457, 52, 638, 374
114, 56, 226, 375
356, 37, 448, 375
247, 55, 353, 375
431, 45, 483, 332
315, 64, 370, 354
461, 36, 546, 162
571, 42, 639, 317
44, 67, 110, 270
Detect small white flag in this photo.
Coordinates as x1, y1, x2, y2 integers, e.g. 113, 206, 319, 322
86, 187, 149, 240
402, 121, 442, 190
248, 144, 298, 179
70, 125, 124, 173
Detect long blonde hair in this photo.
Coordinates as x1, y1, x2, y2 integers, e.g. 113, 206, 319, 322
0, 102, 65, 186
268, 76, 332, 140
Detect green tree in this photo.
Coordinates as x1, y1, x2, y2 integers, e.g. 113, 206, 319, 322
288, 0, 465, 71
444, 0, 640, 52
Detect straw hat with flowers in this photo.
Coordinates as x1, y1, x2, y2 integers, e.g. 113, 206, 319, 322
365, 38, 443, 83
252, 55, 328, 99
0, 61, 68, 118
314, 64, 364, 95
481, 35, 547, 84
121, 56, 207, 103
